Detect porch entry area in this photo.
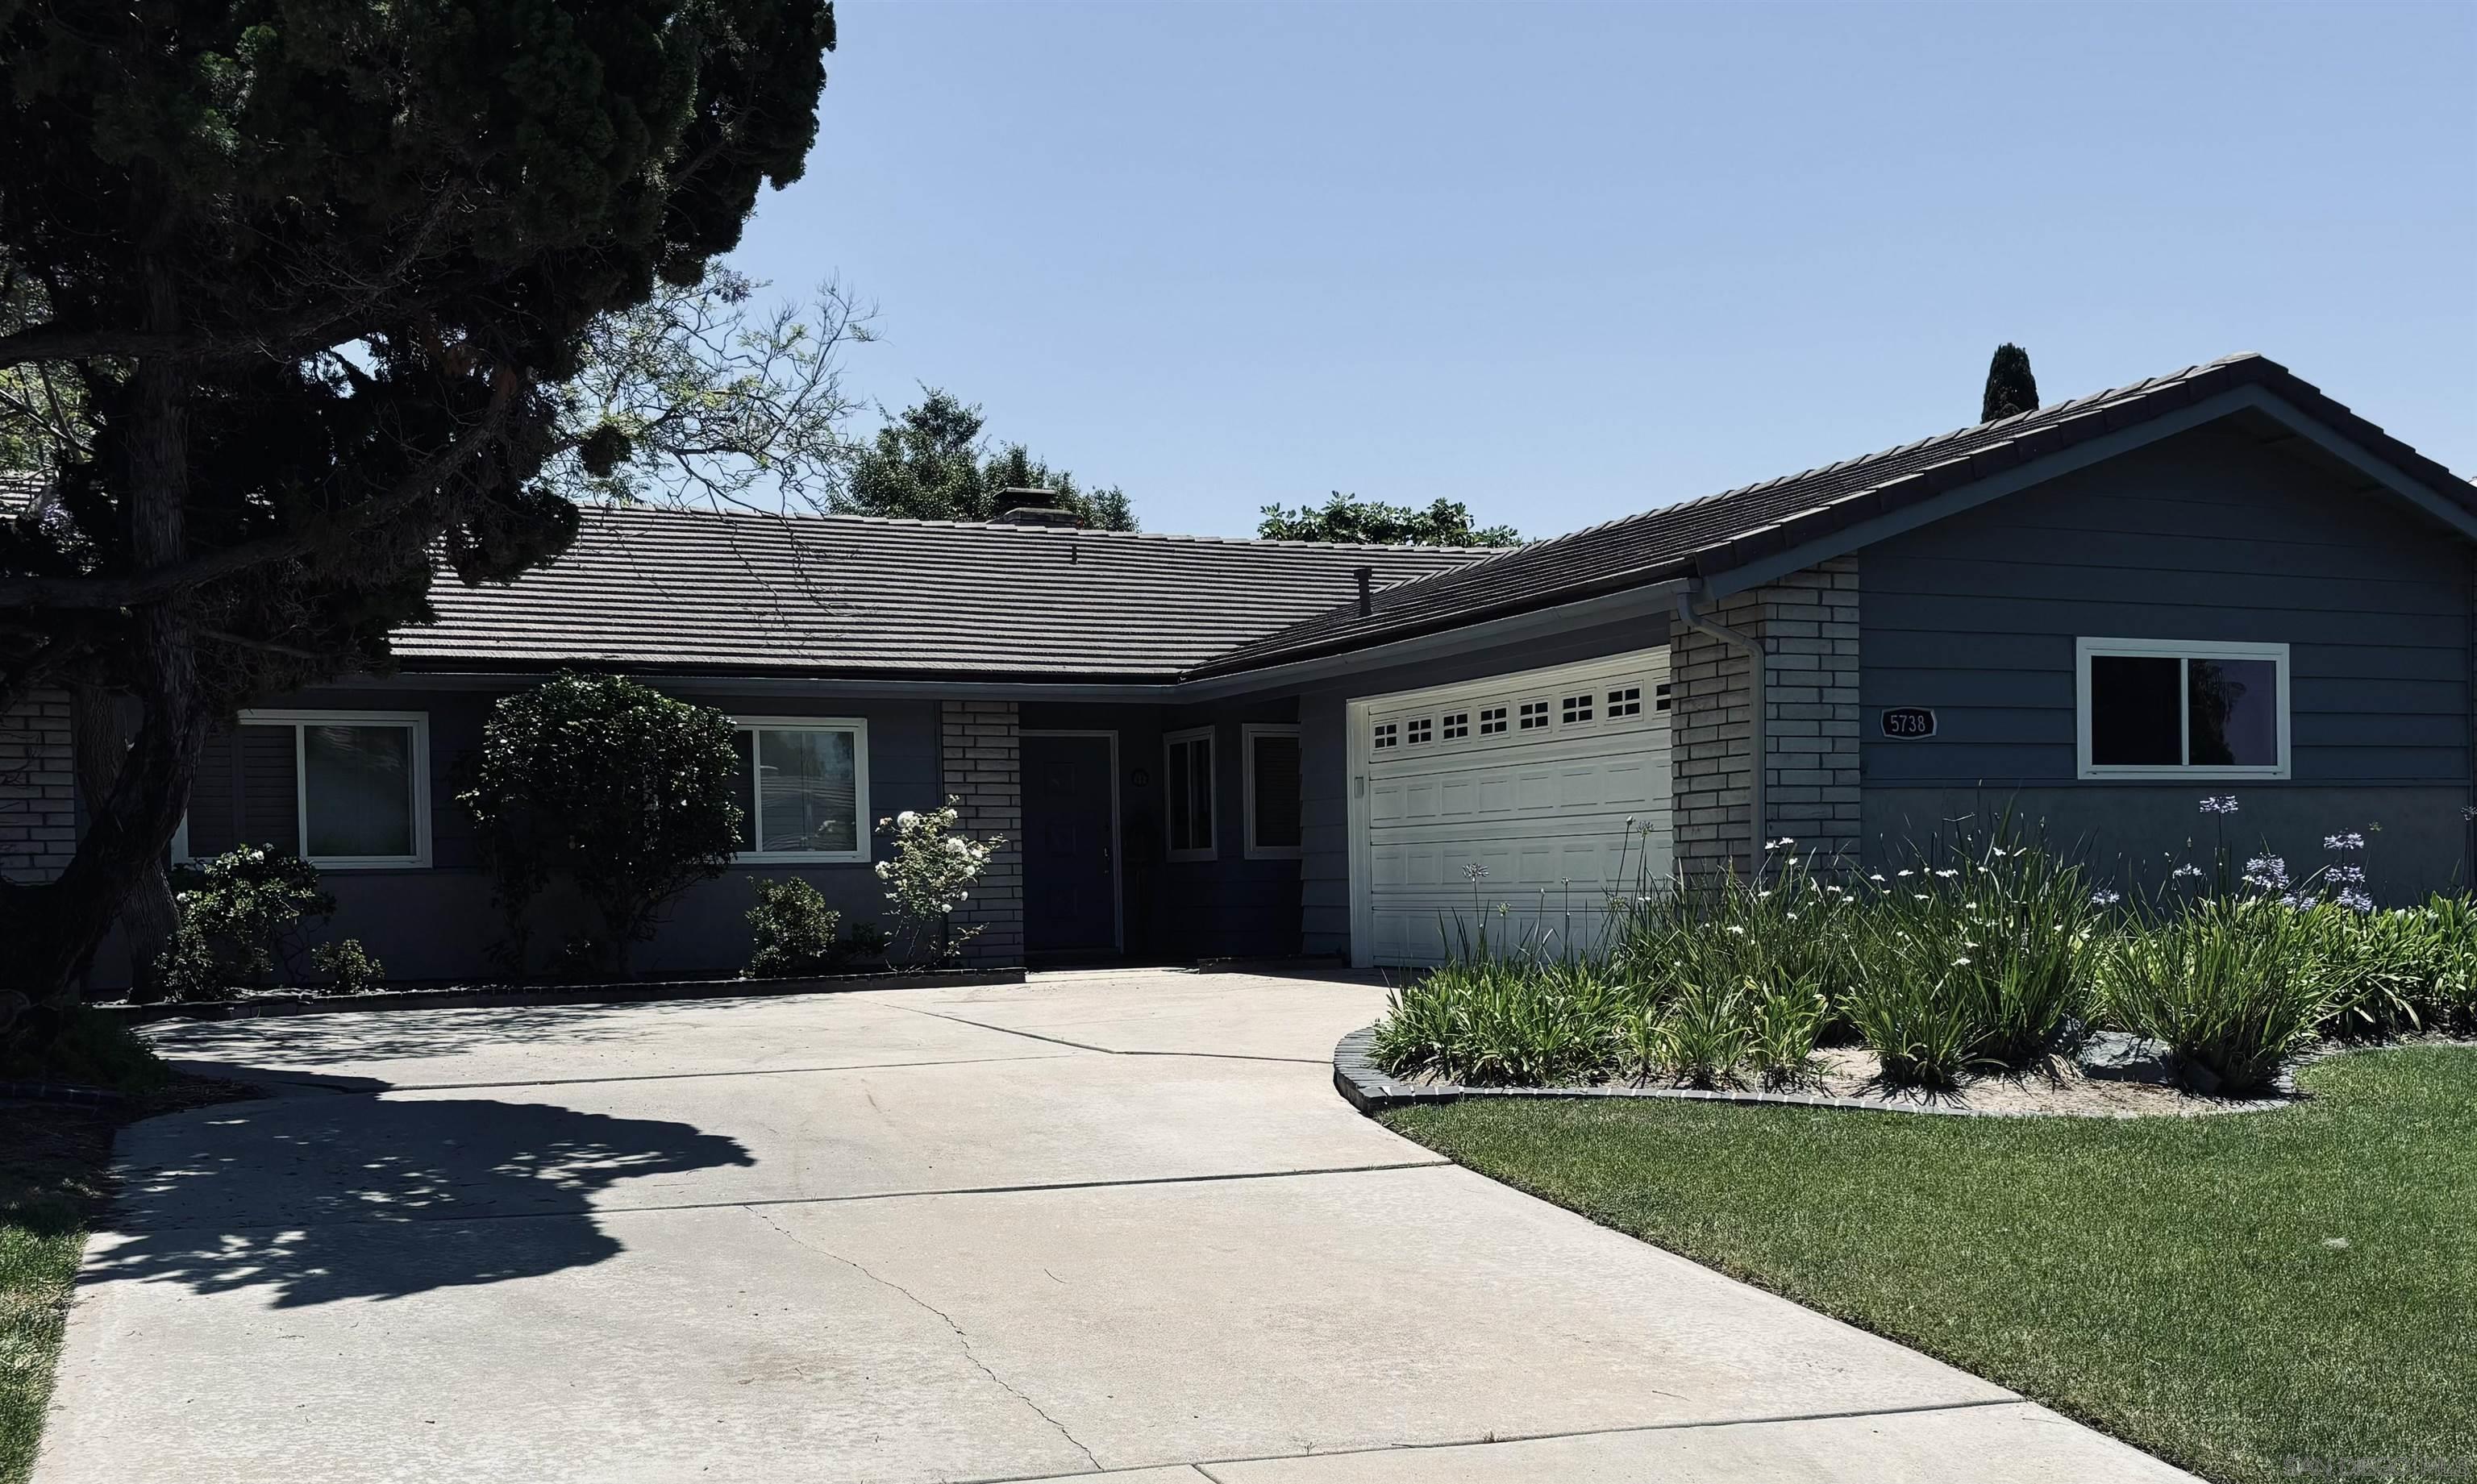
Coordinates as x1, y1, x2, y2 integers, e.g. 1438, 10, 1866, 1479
1021, 730, 1122, 957
1347, 646, 1676, 967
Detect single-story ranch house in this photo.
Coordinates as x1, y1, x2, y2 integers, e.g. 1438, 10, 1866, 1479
7, 352, 2475, 980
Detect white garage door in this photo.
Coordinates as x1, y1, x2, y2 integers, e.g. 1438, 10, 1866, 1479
1350, 648, 1674, 967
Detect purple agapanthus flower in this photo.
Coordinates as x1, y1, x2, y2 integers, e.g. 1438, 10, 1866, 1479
2199, 796, 2241, 816
2324, 833, 2366, 852
2242, 855, 2290, 893
2335, 887, 2375, 913
2327, 864, 2367, 886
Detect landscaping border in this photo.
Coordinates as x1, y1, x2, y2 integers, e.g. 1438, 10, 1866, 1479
97, 966, 1026, 1027
1330, 1025, 2295, 1120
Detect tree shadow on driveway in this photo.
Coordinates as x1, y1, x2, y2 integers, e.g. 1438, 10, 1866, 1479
86, 1096, 755, 1308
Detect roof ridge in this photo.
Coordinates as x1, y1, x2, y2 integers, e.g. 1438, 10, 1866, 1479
584, 501, 1516, 555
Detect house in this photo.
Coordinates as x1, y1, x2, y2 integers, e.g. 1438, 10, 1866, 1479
6, 352, 2474, 979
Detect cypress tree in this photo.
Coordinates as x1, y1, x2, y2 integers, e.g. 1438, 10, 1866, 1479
1982, 343, 2041, 422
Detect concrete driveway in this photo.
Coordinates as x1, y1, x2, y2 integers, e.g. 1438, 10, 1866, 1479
37, 971, 2191, 1482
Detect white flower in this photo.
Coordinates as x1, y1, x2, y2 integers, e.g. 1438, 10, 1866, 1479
896, 810, 920, 829
1934, 868, 1959, 880
1725, 925, 1747, 936
1953, 956, 1972, 967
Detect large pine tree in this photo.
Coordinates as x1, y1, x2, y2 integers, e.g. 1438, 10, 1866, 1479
0, 0, 838, 1025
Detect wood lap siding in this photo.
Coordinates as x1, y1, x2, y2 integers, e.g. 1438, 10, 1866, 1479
184, 725, 299, 857
1861, 422, 2474, 790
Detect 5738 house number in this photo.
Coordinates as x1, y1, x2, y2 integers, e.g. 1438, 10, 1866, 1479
1880, 707, 1937, 738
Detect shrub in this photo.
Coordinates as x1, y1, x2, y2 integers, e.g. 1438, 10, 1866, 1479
1373, 959, 1626, 1087
458, 672, 744, 978
745, 879, 885, 978
2103, 897, 2328, 1091
310, 939, 386, 995
152, 845, 336, 996
873, 800, 1003, 966
1745, 979, 1830, 1089
0, 1007, 173, 1092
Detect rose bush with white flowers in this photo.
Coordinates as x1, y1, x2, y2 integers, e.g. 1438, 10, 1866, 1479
874, 799, 1005, 966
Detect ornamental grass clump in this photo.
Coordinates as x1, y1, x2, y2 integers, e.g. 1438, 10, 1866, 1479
2102, 896, 2327, 1092
1372, 959, 1626, 1087
1839, 826, 2103, 1086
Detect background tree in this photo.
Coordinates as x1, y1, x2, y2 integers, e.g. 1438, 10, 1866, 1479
838, 389, 1138, 530
457, 673, 744, 978
1257, 493, 1519, 547
1982, 343, 2042, 422
0, 0, 837, 1032
554, 267, 871, 512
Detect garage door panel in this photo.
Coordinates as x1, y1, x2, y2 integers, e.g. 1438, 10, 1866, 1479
1357, 648, 1672, 967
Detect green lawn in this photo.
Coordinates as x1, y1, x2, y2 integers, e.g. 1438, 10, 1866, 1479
0, 1104, 115, 1484
1382, 1045, 2477, 1484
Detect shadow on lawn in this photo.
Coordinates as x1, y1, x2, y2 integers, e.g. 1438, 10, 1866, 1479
87, 1095, 754, 1308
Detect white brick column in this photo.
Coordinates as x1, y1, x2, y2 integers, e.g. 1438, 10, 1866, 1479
939, 700, 1023, 966
0, 691, 77, 883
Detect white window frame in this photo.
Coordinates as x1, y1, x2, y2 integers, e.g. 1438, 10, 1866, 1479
2075, 638, 2291, 781
1164, 725, 1218, 863
1241, 722, 1304, 862
173, 709, 432, 870
731, 716, 872, 864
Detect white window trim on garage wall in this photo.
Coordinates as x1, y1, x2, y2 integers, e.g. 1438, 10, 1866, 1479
731, 715, 872, 864
2074, 637, 2292, 782
1240, 722, 1303, 861
173, 709, 433, 870
1164, 725, 1218, 863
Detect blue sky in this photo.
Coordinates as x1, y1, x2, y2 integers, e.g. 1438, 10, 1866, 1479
723, 1, 2477, 540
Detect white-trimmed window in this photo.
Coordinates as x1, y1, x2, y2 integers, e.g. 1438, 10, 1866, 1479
1164, 725, 1217, 861
1243, 723, 1303, 861
176, 710, 431, 869
2076, 638, 2290, 779
731, 717, 871, 863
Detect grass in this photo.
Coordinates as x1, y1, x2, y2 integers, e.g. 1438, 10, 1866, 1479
1, 1016, 245, 1484
1381, 1045, 2477, 1484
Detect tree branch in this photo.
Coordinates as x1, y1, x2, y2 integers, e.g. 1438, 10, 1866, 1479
0, 384, 513, 610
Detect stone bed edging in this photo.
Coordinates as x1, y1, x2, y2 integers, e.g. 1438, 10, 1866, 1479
1331, 1025, 2301, 1120
95, 966, 1027, 1028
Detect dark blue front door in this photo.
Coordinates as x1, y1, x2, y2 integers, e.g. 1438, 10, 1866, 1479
1022, 733, 1118, 954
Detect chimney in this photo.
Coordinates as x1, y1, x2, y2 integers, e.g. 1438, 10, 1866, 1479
992, 488, 1080, 527
1356, 565, 1374, 617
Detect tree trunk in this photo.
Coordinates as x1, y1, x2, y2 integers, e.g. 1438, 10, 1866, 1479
69, 681, 181, 996
2, 262, 207, 1027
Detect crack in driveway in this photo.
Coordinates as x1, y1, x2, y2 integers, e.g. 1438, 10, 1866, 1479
745, 1207, 1102, 1473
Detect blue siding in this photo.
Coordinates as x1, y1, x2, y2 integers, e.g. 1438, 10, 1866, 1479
1860, 421, 2475, 893
137, 685, 946, 983
1018, 698, 1303, 962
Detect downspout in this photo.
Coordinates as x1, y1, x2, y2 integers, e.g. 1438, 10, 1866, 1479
1674, 589, 1766, 879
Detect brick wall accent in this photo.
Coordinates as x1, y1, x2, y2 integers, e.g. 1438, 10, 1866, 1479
0, 690, 77, 883
939, 700, 1024, 966
1671, 558, 1860, 877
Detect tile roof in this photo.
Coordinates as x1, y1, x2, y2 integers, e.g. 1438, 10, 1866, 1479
1189, 353, 2477, 677
398, 507, 1501, 681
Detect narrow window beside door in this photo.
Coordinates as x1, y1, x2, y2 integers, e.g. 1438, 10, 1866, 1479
1243, 725, 1303, 860
1165, 727, 1217, 861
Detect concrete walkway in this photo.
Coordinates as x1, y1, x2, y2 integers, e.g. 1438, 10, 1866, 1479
37, 971, 2193, 1482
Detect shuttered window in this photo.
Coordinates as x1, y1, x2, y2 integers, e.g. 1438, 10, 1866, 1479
1243, 725, 1302, 860
728, 718, 871, 862
177, 712, 430, 868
